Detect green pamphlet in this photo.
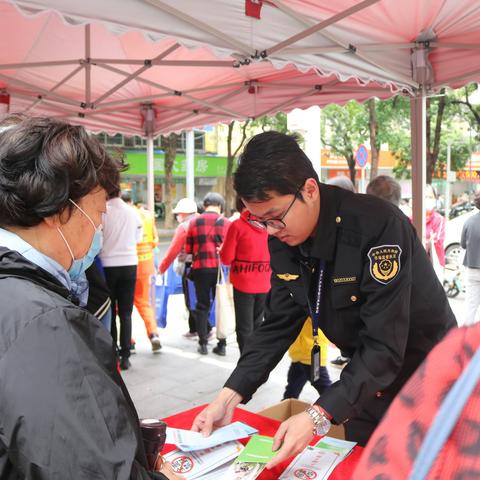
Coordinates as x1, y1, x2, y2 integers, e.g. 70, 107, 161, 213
236, 434, 277, 464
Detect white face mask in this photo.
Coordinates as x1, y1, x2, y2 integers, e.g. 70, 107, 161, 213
425, 198, 436, 212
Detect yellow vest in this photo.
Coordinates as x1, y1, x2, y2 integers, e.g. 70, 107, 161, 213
288, 317, 329, 366
136, 208, 157, 262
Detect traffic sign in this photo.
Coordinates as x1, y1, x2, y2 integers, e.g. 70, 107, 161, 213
355, 144, 369, 168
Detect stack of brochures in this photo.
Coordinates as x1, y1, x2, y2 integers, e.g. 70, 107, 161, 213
164, 440, 244, 479
279, 436, 357, 480
164, 422, 260, 479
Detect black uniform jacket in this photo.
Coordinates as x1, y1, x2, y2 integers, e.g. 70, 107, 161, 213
225, 184, 457, 425
0, 248, 166, 480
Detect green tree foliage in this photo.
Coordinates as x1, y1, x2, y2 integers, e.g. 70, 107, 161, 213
322, 91, 472, 183
321, 101, 368, 182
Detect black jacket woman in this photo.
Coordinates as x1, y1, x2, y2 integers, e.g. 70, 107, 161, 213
0, 116, 177, 479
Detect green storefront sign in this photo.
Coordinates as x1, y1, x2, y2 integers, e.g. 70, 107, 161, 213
124, 151, 228, 177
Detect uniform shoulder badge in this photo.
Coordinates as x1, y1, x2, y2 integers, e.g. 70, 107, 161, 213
276, 273, 300, 281
368, 245, 402, 285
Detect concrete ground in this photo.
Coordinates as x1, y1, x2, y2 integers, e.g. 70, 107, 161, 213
123, 240, 466, 421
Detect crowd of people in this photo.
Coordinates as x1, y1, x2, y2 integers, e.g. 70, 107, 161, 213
1, 114, 479, 479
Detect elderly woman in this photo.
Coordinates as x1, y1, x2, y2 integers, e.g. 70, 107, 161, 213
0, 116, 180, 479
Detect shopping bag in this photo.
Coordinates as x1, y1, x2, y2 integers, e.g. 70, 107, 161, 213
155, 263, 185, 328
215, 264, 236, 339
155, 273, 168, 328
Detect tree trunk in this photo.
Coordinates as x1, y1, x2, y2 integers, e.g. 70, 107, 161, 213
163, 132, 177, 228
224, 120, 250, 214
426, 90, 446, 183
347, 154, 356, 184
224, 122, 235, 216
368, 98, 379, 181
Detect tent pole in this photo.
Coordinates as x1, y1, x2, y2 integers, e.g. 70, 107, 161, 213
21, 65, 84, 112
91, 58, 234, 67
0, 73, 81, 108
94, 44, 180, 106
410, 90, 427, 242
144, 0, 254, 57
146, 135, 155, 214
266, 0, 381, 56
271, 0, 417, 88
186, 130, 195, 200
85, 25, 91, 106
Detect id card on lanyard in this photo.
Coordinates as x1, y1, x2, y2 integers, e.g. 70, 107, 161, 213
301, 259, 326, 383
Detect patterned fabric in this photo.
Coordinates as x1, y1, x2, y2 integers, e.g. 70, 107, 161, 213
185, 212, 230, 270
352, 324, 480, 480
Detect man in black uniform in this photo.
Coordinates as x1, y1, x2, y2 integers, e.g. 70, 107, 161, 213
192, 132, 456, 468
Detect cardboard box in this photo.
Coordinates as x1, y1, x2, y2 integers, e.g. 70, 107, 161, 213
257, 399, 345, 440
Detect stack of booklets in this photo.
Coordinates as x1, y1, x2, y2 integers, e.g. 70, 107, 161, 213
163, 422, 261, 479
164, 433, 277, 479
279, 436, 357, 480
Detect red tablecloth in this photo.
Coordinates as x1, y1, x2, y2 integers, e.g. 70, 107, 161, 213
162, 405, 362, 479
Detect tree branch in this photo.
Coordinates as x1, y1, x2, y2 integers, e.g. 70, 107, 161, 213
233, 120, 250, 159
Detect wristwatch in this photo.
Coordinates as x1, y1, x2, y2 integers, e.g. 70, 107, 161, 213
305, 406, 331, 436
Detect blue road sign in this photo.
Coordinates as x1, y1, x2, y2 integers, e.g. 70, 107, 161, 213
355, 144, 369, 168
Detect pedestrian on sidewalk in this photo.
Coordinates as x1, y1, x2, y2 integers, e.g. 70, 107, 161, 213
131, 198, 162, 352
100, 190, 143, 370
185, 192, 230, 356
219, 197, 271, 354
159, 197, 200, 338
461, 192, 480, 326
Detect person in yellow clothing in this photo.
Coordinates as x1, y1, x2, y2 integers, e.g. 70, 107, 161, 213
283, 317, 332, 399
134, 201, 161, 352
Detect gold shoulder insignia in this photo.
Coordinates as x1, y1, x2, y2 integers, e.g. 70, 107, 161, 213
277, 273, 300, 281
368, 245, 402, 285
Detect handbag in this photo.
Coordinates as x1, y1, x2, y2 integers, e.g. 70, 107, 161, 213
215, 264, 236, 339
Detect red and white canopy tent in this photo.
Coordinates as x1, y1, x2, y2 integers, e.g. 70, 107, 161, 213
2, 0, 480, 237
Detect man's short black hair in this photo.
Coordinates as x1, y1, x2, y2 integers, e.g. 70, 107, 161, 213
203, 192, 225, 211
0, 115, 125, 227
121, 191, 132, 203
234, 131, 319, 201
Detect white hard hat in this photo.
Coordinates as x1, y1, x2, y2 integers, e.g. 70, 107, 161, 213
172, 198, 198, 214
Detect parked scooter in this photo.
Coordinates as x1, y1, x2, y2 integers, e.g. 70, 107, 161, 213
443, 265, 464, 298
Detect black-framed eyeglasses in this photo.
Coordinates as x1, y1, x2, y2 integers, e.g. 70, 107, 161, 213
247, 184, 304, 231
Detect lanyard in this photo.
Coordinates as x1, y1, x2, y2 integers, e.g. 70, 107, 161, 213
302, 259, 326, 344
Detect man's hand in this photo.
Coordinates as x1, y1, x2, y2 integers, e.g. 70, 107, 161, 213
266, 412, 315, 470
191, 388, 242, 436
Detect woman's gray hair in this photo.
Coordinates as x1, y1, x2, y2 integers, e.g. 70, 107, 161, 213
366, 175, 401, 206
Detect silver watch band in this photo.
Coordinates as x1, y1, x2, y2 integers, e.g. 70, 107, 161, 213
305, 406, 331, 436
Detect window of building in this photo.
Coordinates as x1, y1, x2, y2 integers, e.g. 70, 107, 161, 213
176, 131, 205, 152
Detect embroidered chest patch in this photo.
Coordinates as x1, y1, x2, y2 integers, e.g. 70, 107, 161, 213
368, 245, 402, 284
276, 273, 299, 281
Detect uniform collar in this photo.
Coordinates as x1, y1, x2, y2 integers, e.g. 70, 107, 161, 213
307, 183, 346, 262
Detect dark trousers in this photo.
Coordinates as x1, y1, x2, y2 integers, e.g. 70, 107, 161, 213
283, 362, 332, 399
182, 274, 196, 334
233, 288, 266, 354
104, 265, 137, 359
192, 269, 219, 346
